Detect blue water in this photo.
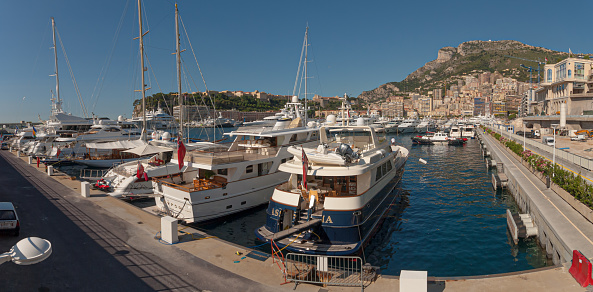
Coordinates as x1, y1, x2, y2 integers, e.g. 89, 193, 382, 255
364, 134, 551, 276
58, 127, 551, 276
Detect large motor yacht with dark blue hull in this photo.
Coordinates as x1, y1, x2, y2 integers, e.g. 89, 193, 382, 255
255, 124, 409, 255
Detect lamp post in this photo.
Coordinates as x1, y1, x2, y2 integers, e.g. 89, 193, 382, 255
551, 123, 559, 177
0, 237, 52, 266
523, 122, 527, 151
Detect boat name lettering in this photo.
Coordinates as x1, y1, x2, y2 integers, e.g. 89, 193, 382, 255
322, 215, 333, 224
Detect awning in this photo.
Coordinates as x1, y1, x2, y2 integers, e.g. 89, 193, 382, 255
123, 144, 173, 156
84, 140, 147, 150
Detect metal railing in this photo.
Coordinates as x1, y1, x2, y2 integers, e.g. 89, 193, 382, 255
284, 253, 374, 291
79, 169, 108, 180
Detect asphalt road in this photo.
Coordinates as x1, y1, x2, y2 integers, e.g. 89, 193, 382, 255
0, 150, 276, 292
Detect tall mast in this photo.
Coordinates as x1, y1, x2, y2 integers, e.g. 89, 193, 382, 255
50, 17, 62, 114
137, 0, 147, 140
175, 3, 183, 142
304, 26, 309, 126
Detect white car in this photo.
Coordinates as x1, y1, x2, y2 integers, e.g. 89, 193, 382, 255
0, 202, 20, 236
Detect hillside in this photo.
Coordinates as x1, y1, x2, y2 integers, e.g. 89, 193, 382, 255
359, 40, 574, 102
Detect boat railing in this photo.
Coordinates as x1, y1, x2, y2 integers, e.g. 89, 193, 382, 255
153, 176, 224, 192
182, 138, 318, 165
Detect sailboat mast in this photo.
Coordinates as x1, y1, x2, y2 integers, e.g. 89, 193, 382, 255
51, 17, 61, 112
138, 0, 147, 140
304, 26, 308, 126
175, 3, 183, 142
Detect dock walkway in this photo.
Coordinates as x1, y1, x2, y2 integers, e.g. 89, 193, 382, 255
479, 130, 593, 264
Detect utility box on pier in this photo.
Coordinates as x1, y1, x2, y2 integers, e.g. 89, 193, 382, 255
161, 216, 179, 244
28, 156, 33, 164
400, 270, 427, 292
47, 165, 54, 176
81, 181, 91, 198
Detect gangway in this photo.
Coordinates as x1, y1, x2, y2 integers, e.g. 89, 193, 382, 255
263, 219, 321, 241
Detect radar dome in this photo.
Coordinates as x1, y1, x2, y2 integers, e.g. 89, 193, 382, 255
326, 115, 336, 125
161, 131, 171, 140
356, 117, 365, 126
292, 95, 299, 103
118, 115, 124, 122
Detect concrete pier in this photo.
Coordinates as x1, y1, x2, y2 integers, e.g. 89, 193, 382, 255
478, 130, 593, 265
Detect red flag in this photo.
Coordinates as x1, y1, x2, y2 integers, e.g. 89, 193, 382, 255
178, 138, 186, 170
301, 148, 308, 189
136, 161, 144, 179
143, 172, 149, 182
56, 147, 61, 158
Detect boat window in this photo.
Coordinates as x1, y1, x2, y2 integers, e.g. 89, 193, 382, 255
382, 163, 387, 175
386, 160, 393, 172
246, 165, 254, 173
281, 158, 287, 164
217, 168, 228, 175
258, 162, 272, 176
376, 167, 382, 182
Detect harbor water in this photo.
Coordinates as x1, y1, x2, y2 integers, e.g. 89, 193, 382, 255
57, 128, 552, 276
195, 132, 551, 277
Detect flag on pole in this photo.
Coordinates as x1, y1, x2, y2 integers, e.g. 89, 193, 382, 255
178, 137, 186, 170
301, 148, 308, 190
136, 161, 144, 179
545, 57, 548, 63
569, 48, 572, 57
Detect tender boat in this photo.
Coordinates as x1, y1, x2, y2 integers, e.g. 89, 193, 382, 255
411, 131, 449, 145
255, 125, 409, 255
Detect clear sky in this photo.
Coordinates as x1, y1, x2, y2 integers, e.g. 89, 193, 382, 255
0, 0, 590, 122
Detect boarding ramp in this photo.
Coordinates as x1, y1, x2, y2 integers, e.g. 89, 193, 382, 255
284, 253, 377, 291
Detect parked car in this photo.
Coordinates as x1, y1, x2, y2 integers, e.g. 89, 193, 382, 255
0, 202, 20, 236
571, 134, 587, 142
542, 136, 555, 146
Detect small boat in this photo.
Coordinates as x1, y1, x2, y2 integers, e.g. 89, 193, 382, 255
411, 136, 433, 145
448, 137, 467, 146
411, 131, 449, 145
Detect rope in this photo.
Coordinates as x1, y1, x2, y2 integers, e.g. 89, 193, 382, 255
271, 232, 303, 257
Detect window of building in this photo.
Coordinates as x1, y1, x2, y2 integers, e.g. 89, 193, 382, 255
568, 69, 572, 78
547, 69, 552, 82
575, 63, 585, 79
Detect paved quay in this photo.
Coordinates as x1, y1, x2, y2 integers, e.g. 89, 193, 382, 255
0, 148, 587, 291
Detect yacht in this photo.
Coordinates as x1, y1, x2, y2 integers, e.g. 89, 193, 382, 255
130, 107, 176, 130
151, 117, 319, 222
415, 120, 437, 133
462, 124, 476, 139
397, 119, 420, 134
449, 125, 462, 138
255, 125, 409, 255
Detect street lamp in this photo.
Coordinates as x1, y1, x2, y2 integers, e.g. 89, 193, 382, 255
551, 123, 559, 177
0, 237, 52, 266
523, 121, 527, 151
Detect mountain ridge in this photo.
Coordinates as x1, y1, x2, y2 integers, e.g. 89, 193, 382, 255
358, 40, 573, 102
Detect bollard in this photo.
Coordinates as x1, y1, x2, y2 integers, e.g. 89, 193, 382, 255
81, 181, 91, 198
160, 216, 179, 244
47, 165, 54, 176
37, 157, 40, 168
28, 156, 33, 164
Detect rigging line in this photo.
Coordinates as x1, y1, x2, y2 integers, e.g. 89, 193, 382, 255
293, 29, 307, 97
180, 15, 222, 140
56, 29, 89, 119
308, 35, 324, 97
90, 0, 131, 113
143, 52, 168, 112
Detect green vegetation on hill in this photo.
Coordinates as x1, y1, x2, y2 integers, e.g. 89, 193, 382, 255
359, 40, 580, 101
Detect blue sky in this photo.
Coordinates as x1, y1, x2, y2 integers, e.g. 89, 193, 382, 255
0, 0, 590, 122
